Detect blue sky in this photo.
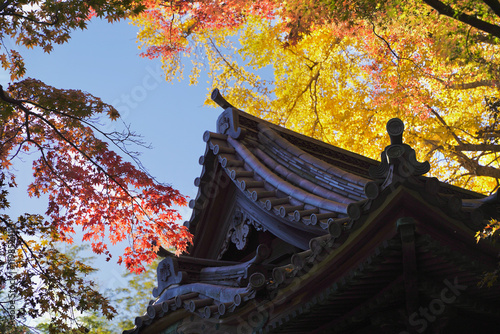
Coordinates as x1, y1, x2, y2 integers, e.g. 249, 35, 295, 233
2, 17, 221, 299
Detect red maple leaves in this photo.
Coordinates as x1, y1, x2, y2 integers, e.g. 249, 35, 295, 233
1, 79, 192, 274
136, 0, 277, 60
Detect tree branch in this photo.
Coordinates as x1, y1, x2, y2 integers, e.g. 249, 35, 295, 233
0, 85, 152, 222
425, 104, 464, 144
0, 0, 11, 13
29, 139, 77, 197
308, 66, 328, 143
207, 37, 264, 89
16, 96, 154, 181
0, 8, 58, 26
472, 33, 500, 44
483, 0, 500, 18
1, 217, 64, 294
447, 79, 499, 90
370, 21, 401, 60
423, 0, 500, 39
456, 143, 500, 152
0, 11, 55, 25
457, 154, 500, 178
426, 138, 500, 179
283, 69, 320, 125
477, 129, 500, 138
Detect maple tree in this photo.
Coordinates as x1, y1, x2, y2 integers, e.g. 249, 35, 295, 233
34, 245, 159, 333
133, 0, 500, 194
0, 0, 192, 332
85, 256, 160, 332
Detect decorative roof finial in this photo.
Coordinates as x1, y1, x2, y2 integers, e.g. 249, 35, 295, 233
369, 118, 430, 189
211, 88, 235, 110
386, 118, 404, 145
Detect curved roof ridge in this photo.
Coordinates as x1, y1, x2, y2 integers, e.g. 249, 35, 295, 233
227, 136, 349, 213
252, 146, 356, 205
258, 123, 371, 187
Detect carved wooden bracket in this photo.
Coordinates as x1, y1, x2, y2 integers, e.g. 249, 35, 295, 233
230, 210, 249, 250
218, 207, 265, 259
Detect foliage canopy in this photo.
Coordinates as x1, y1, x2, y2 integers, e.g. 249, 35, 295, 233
134, 0, 500, 194
0, 1, 191, 332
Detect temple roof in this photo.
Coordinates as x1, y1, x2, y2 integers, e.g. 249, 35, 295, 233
186, 92, 482, 254
124, 91, 500, 334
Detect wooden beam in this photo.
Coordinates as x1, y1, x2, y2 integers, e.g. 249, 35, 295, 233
397, 217, 419, 334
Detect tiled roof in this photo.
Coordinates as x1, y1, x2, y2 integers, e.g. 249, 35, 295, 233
124, 93, 500, 334
194, 125, 369, 230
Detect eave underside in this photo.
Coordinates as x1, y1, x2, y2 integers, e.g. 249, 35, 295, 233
264, 234, 500, 333
136, 207, 500, 334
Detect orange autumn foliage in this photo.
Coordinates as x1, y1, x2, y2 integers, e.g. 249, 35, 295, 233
134, 0, 500, 194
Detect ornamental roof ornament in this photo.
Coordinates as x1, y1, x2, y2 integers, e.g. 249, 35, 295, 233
369, 118, 430, 191
212, 88, 246, 139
